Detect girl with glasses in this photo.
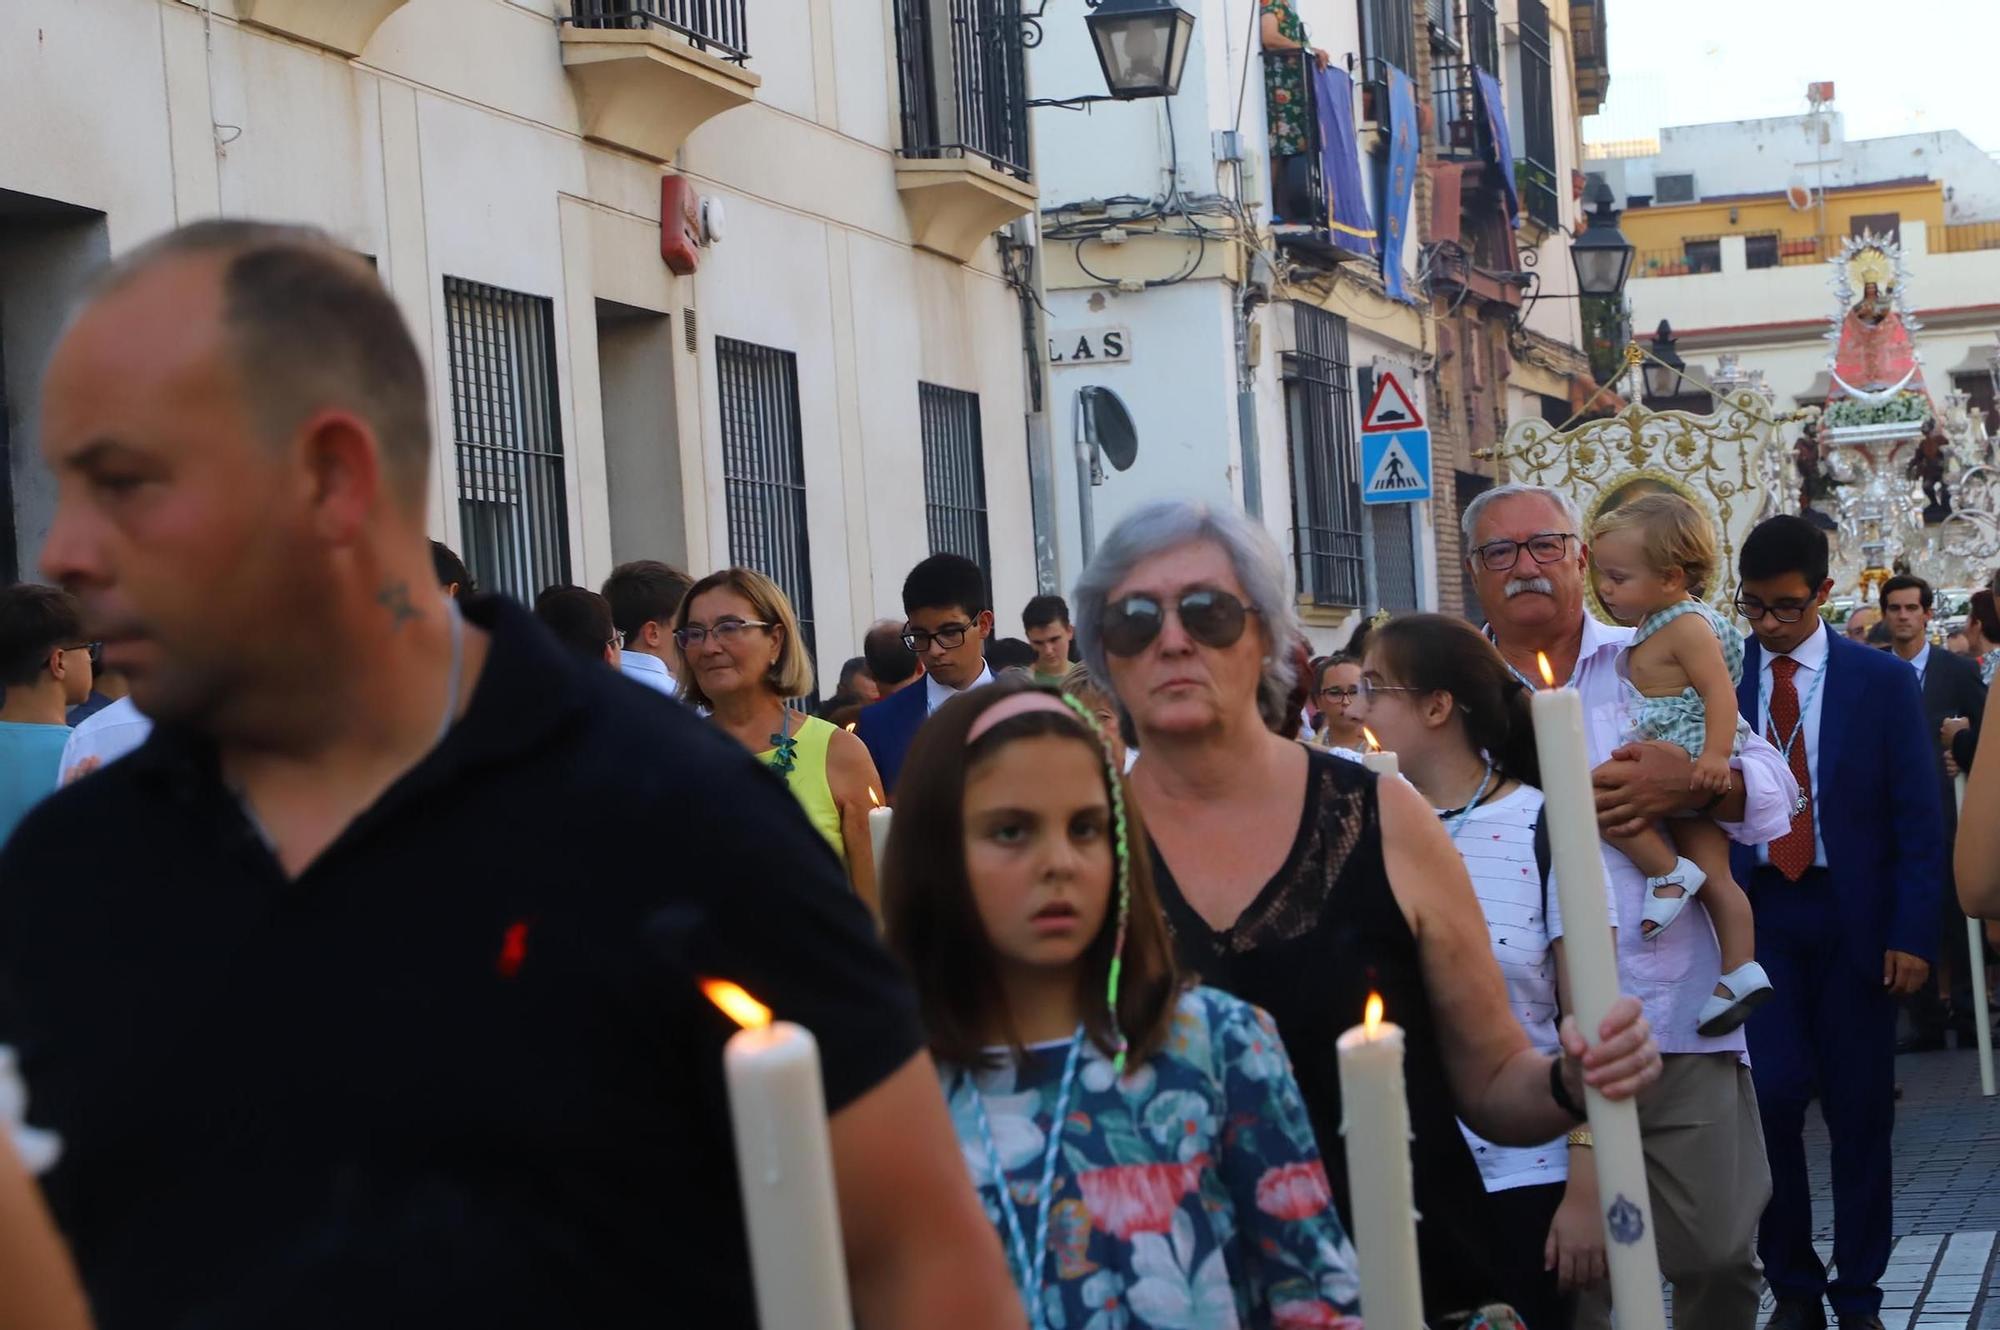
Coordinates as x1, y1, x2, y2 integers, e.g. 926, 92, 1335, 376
1071, 499, 1662, 1327
1591, 494, 1772, 1036
673, 568, 885, 907
882, 680, 1363, 1329
1358, 613, 1619, 1327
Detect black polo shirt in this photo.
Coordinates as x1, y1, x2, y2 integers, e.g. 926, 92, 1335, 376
0, 596, 921, 1329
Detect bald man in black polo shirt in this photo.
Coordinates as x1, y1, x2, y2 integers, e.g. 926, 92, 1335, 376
0, 220, 1015, 1329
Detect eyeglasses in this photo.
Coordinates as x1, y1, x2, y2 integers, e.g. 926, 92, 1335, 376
674, 619, 772, 649
1316, 685, 1360, 702
902, 623, 971, 653
1354, 678, 1427, 706
62, 641, 102, 663
1100, 588, 1255, 657
1733, 592, 1812, 625
1470, 532, 1577, 572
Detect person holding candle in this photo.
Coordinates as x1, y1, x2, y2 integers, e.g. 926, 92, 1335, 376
1071, 499, 1663, 1325
1463, 483, 1797, 1330
1731, 517, 1942, 1330
1309, 654, 1368, 759
1357, 613, 1624, 1328
882, 680, 1366, 1329
676, 567, 886, 906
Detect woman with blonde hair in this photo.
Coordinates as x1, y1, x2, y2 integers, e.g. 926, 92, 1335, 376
675, 568, 885, 905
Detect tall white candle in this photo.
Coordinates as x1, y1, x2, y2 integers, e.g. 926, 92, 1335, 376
705, 981, 854, 1330
1526, 664, 1667, 1330
867, 788, 893, 895
1334, 994, 1424, 1330
1360, 728, 1400, 776
1957, 776, 1996, 1097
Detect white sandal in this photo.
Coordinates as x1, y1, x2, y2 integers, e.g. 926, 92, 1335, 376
1641, 857, 1707, 938
1697, 962, 1775, 1036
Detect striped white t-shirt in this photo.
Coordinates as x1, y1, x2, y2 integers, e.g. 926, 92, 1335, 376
1445, 783, 1573, 1193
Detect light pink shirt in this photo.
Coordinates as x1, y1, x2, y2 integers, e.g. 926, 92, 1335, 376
1549, 611, 1799, 1056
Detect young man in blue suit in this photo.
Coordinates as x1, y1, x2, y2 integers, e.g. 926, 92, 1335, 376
1731, 516, 1944, 1330
855, 553, 993, 796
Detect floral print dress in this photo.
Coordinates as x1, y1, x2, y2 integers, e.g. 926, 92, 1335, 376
944, 987, 1363, 1330
1262, 0, 1312, 157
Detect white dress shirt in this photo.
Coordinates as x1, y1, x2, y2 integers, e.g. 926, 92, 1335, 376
1905, 641, 1930, 685
58, 697, 154, 785
1755, 619, 1829, 870
1537, 611, 1797, 1055
617, 650, 678, 696
925, 664, 995, 715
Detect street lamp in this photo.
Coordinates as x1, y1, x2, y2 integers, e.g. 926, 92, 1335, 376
1571, 178, 1635, 300
1643, 319, 1684, 403
1085, 0, 1196, 100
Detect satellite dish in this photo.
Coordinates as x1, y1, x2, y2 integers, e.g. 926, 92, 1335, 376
1785, 178, 1813, 211
1078, 385, 1139, 472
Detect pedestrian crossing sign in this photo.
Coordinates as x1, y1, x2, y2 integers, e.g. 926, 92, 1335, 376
1361, 428, 1432, 504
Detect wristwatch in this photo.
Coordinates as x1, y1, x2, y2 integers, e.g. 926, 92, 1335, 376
1549, 1055, 1588, 1122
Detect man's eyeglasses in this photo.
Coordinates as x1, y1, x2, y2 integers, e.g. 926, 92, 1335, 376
63, 641, 102, 666
902, 623, 971, 653
674, 619, 772, 649
1470, 532, 1577, 573
1316, 685, 1360, 703
1100, 588, 1255, 657
1733, 592, 1813, 625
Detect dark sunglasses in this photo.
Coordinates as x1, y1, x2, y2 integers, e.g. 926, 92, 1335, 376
1101, 588, 1255, 657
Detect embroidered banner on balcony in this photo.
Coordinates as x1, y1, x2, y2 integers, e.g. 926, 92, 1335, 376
1378, 66, 1419, 304
1313, 65, 1376, 259
1473, 69, 1519, 227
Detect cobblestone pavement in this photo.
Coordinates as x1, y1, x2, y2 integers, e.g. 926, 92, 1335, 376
1748, 1046, 2000, 1329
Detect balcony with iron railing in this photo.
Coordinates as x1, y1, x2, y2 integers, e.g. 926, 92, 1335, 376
558, 0, 760, 163
1429, 61, 1483, 161
892, 0, 1037, 263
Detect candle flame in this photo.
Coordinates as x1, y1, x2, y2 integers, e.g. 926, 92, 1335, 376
702, 979, 773, 1031
1362, 726, 1382, 753
868, 785, 882, 809
1364, 992, 1384, 1036
1536, 652, 1556, 688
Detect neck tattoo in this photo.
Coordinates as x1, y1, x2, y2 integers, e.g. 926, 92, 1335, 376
377, 580, 420, 632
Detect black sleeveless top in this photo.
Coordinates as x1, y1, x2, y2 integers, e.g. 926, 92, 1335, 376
1150, 748, 1508, 1323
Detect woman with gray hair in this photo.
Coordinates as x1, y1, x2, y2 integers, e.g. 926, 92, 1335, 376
1073, 498, 1661, 1324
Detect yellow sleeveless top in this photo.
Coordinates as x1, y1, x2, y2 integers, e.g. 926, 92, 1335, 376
759, 713, 845, 866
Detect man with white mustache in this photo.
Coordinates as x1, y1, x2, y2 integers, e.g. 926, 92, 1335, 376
1466, 483, 1798, 1330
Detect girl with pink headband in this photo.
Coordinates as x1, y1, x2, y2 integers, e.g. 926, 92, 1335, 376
882, 680, 1363, 1328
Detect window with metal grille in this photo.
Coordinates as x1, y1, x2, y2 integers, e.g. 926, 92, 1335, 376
1282, 305, 1365, 609
1360, 0, 1416, 78
444, 277, 571, 603
892, 0, 1031, 180
1367, 501, 1420, 611
919, 383, 992, 588
716, 337, 816, 666
1514, 0, 1560, 231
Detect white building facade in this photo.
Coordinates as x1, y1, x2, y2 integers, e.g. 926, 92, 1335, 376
0, 0, 1046, 683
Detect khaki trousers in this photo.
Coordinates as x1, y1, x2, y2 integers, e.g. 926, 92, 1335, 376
1571, 1052, 1771, 1330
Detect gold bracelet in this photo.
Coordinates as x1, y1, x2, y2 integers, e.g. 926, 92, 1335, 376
1567, 1128, 1594, 1148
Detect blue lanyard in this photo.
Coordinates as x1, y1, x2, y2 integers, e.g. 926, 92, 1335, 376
962, 1028, 1087, 1329
1438, 761, 1497, 841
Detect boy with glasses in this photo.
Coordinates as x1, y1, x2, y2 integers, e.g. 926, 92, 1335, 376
0, 584, 94, 844
856, 553, 994, 795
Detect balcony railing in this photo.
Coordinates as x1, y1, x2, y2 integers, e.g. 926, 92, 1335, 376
1264, 50, 1333, 237
1634, 233, 1840, 277
893, 0, 1030, 181
1429, 61, 1483, 159
1936, 220, 2000, 254
569, 0, 748, 63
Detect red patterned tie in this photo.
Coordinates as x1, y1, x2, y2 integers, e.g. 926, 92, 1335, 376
1767, 655, 1814, 881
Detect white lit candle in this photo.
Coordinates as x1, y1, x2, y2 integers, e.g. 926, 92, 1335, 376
1361, 727, 1399, 776
867, 787, 893, 895
1957, 776, 1996, 1097
1335, 993, 1424, 1330
704, 980, 854, 1330
1526, 654, 1667, 1330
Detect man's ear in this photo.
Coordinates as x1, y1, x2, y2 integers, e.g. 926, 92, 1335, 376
976, 610, 994, 638
45, 646, 67, 682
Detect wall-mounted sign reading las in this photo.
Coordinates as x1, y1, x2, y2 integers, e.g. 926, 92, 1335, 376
1049, 326, 1132, 367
